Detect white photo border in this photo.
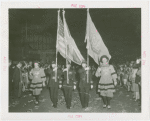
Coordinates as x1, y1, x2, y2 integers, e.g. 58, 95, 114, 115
1, 1, 150, 120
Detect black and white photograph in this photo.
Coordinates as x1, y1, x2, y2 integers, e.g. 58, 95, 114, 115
1, 1, 149, 120
9, 8, 142, 113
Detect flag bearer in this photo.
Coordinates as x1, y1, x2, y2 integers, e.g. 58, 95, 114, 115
78, 60, 93, 110
62, 61, 77, 109
48, 61, 62, 108
95, 55, 117, 109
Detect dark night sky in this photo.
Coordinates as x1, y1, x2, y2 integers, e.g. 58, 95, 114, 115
9, 8, 141, 64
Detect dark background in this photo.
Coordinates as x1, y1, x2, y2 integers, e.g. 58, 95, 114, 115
9, 8, 141, 65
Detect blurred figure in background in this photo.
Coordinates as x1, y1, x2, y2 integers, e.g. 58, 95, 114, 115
117, 65, 122, 86
120, 65, 124, 87
44, 63, 49, 88
22, 61, 29, 91
28, 61, 33, 89
9, 60, 14, 98
40, 63, 46, 88
135, 58, 141, 105
12, 61, 23, 99
131, 62, 139, 101
122, 65, 128, 90
128, 62, 133, 92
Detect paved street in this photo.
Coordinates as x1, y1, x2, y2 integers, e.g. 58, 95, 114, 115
9, 84, 141, 113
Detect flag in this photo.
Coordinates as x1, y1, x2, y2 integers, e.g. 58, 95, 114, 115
85, 9, 111, 65
63, 11, 85, 65
56, 12, 71, 62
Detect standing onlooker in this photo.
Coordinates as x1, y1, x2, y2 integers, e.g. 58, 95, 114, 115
128, 63, 133, 92
12, 61, 23, 99
29, 61, 45, 104
135, 60, 141, 105
44, 64, 50, 88
131, 62, 139, 101
22, 62, 29, 90
122, 65, 128, 90
117, 66, 121, 86
28, 61, 33, 88
9, 60, 14, 98
120, 65, 124, 87
40, 64, 46, 88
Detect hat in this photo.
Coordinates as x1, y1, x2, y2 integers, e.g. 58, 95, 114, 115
51, 61, 56, 64
99, 55, 109, 63
82, 60, 87, 64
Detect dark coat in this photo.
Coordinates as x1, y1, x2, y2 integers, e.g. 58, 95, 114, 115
9, 65, 14, 82
62, 68, 76, 88
12, 66, 22, 88
48, 68, 62, 87
78, 67, 93, 88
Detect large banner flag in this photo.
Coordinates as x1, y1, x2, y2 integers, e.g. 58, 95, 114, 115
63, 10, 85, 65
56, 11, 71, 63
85, 9, 111, 65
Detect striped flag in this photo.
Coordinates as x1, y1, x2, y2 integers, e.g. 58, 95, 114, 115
85, 9, 111, 65
56, 12, 71, 62
63, 11, 85, 65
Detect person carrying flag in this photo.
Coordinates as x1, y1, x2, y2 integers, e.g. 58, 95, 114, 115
48, 61, 62, 108
95, 55, 117, 109
78, 60, 93, 110
62, 61, 77, 109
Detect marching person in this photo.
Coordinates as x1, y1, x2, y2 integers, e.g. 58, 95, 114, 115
48, 61, 62, 108
29, 61, 45, 105
12, 61, 23, 99
95, 55, 117, 109
62, 61, 77, 109
78, 60, 93, 110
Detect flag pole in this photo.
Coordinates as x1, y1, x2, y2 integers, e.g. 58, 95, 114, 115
62, 9, 69, 84
55, 9, 60, 82
87, 8, 89, 83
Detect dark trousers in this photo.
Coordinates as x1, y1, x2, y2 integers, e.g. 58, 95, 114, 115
80, 86, 90, 108
139, 84, 141, 101
9, 81, 13, 96
49, 87, 58, 107
63, 86, 72, 108
120, 75, 124, 86
14, 82, 22, 98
